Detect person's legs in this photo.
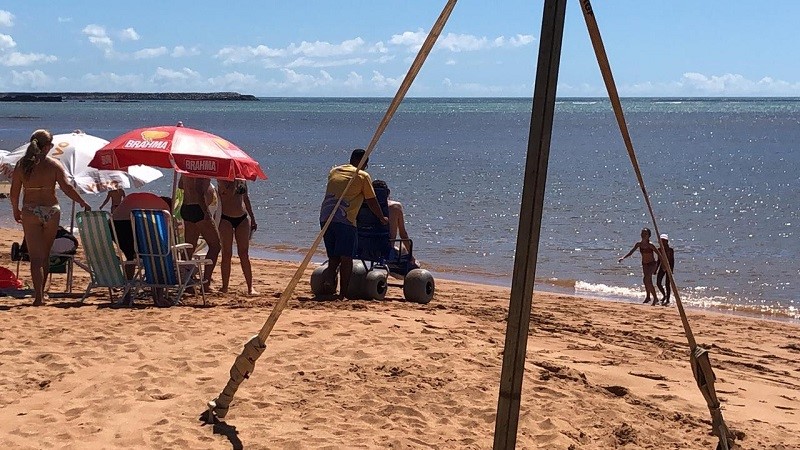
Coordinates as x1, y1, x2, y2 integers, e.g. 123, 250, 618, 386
656, 269, 667, 300
339, 256, 353, 299
41, 214, 60, 291
218, 219, 234, 293
197, 218, 221, 287
184, 221, 200, 258
21, 209, 60, 305
21, 215, 46, 305
234, 216, 257, 295
662, 270, 672, 305
643, 262, 658, 305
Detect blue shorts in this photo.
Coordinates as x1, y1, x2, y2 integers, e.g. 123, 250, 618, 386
321, 222, 358, 258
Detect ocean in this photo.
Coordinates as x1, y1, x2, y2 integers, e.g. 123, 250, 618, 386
0, 97, 797, 321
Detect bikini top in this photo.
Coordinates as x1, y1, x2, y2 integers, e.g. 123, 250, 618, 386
639, 244, 655, 255
24, 185, 55, 192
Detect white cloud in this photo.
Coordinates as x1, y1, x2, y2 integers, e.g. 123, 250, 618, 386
0, 33, 15, 50
442, 77, 524, 96
622, 72, 800, 97
289, 38, 365, 57
281, 68, 333, 90
370, 42, 388, 54
82, 24, 113, 54
57, 17, 72, 23
344, 71, 363, 89
11, 69, 50, 88
445, 59, 456, 66
391, 30, 536, 53
208, 71, 259, 91
371, 70, 401, 90
133, 46, 168, 59
390, 30, 426, 48
509, 34, 535, 47
171, 45, 200, 57
0, 10, 14, 27
119, 28, 140, 41
150, 67, 203, 90
439, 33, 490, 52
286, 56, 366, 68
216, 44, 285, 64
82, 71, 144, 90
0, 51, 57, 67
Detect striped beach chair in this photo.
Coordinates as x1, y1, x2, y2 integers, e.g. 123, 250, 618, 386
75, 210, 136, 303
130, 209, 208, 305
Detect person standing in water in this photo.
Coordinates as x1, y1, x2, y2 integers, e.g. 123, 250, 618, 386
618, 227, 659, 305
217, 179, 258, 295
656, 233, 675, 306
10, 129, 92, 306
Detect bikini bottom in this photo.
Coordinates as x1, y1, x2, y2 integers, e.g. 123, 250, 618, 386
221, 213, 247, 229
180, 204, 205, 223
23, 204, 61, 225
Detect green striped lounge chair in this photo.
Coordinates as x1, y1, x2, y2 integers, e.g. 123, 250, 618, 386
75, 211, 136, 303
130, 209, 208, 306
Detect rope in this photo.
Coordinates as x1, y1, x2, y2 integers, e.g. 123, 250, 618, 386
207, 0, 459, 419
578, 1, 733, 448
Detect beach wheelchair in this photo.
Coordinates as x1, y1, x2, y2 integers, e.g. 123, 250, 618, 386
311, 187, 435, 303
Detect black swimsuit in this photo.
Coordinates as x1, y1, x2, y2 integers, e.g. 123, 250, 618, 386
180, 204, 205, 223
221, 213, 248, 229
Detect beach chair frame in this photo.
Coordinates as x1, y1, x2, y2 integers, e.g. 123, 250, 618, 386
75, 210, 137, 303
130, 209, 209, 306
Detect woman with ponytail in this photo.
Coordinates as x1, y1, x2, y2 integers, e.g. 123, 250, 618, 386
10, 129, 91, 306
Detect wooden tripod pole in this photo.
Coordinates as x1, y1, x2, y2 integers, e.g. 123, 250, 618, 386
493, 0, 567, 448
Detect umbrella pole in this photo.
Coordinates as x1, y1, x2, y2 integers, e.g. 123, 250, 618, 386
69, 200, 76, 233
170, 170, 178, 209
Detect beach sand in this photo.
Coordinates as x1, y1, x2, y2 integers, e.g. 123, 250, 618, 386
0, 227, 798, 449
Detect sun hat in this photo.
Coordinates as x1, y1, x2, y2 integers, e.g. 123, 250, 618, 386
660, 233, 669, 240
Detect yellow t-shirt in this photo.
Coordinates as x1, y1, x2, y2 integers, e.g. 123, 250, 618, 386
319, 164, 376, 226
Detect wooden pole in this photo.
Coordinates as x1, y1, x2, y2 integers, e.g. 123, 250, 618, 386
493, 0, 567, 448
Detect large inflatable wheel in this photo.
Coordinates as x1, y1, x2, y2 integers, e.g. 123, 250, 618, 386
310, 264, 337, 296
364, 270, 388, 300
347, 261, 368, 299
403, 269, 435, 304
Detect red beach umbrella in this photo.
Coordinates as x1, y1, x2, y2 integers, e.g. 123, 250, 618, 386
89, 123, 266, 181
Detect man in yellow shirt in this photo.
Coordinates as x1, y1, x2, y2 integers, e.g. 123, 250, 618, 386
319, 149, 388, 299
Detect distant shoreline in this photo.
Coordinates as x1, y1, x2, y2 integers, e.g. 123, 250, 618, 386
0, 92, 259, 102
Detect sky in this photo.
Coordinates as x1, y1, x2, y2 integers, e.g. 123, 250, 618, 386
1, 1, 800, 97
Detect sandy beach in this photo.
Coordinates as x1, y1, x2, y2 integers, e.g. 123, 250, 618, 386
0, 226, 798, 449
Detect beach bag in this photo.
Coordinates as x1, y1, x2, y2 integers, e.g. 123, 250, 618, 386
0, 266, 23, 289
52, 227, 79, 254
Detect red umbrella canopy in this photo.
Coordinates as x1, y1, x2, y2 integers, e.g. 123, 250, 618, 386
89, 125, 267, 181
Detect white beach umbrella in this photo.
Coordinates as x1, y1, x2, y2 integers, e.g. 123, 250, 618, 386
0, 131, 162, 193
0, 150, 8, 196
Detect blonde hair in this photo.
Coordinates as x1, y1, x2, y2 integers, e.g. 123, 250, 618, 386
19, 129, 52, 179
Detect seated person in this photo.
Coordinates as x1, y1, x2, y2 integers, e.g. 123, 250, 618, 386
372, 180, 419, 271
111, 192, 170, 278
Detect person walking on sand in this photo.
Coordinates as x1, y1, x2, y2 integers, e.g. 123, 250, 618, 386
179, 174, 221, 290
319, 148, 388, 299
618, 227, 659, 305
656, 233, 675, 306
9, 129, 92, 306
100, 186, 126, 212
217, 179, 258, 295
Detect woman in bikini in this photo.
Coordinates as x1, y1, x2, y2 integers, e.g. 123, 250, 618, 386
10, 129, 91, 306
217, 179, 258, 295
619, 227, 659, 305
